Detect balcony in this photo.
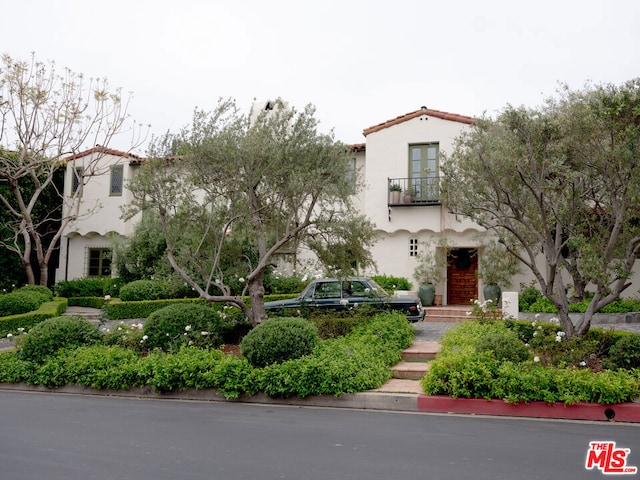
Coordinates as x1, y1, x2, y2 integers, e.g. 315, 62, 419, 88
388, 177, 441, 206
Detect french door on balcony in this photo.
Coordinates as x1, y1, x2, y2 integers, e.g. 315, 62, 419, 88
409, 143, 439, 202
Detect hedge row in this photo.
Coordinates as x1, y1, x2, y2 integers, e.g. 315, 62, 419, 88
0, 298, 68, 337
421, 321, 640, 405
0, 312, 414, 399
104, 298, 207, 320
103, 295, 297, 321
68, 297, 107, 309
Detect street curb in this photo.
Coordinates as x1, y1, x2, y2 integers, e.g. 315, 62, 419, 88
417, 395, 640, 423
3, 383, 640, 422
0, 383, 421, 413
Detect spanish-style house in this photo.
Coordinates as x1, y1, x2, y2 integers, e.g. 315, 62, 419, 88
354, 107, 514, 305
53, 107, 522, 304
55, 147, 143, 282
55, 105, 640, 305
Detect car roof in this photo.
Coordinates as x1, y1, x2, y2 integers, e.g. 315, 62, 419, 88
313, 277, 371, 282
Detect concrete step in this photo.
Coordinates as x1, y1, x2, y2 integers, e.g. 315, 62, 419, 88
423, 306, 471, 322
372, 379, 424, 394
62, 306, 105, 323
402, 341, 440, 360
391, 361, 431, 379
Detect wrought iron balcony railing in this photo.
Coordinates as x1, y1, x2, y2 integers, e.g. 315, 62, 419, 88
388, 177, 441, 206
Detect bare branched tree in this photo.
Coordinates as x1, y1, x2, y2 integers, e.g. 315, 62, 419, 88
0, 53, 147, 285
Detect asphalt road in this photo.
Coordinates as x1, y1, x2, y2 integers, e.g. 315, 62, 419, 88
1, 391, 639, 480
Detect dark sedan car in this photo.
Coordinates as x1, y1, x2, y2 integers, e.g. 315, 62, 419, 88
264, 277, 425, 322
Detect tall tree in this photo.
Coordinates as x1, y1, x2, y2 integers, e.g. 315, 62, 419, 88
0, 53, 141, 285
124, 98, 376, 325
442, 79, 640, 338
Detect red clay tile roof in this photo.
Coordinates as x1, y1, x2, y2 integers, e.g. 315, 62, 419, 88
350, 143, 366, 152
65, 146, 144, 164
363, 108, 476, 136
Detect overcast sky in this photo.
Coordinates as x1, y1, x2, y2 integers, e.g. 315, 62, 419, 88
2, 0, 639, 153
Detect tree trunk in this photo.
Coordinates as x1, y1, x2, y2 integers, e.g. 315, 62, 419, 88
248, 273, 267, 327
21, 253, 36, 285
39, 263, 48, 287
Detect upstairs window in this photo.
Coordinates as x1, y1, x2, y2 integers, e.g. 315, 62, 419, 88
110, 165, 124, 196
409, 143, 439, 201
72, 167, 83, 194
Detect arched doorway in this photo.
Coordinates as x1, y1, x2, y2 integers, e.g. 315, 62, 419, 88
446, 248, 478, 305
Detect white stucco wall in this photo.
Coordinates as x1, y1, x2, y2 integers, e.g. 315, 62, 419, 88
363, 114, 471, 231
55, 151, 141, 282
360, 113, 491, 294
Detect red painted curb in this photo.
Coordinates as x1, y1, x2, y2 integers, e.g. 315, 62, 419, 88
417, 395, 640, 423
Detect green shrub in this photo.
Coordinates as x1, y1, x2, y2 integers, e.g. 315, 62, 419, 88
0, 290, 43, 317
0, 311, 414, 399
526, 297, 558, 313
68, 296, 107, 309
599, 298, 640, 313
476, 330, 531, 363
0, 298, 68, 337
371, 275, 412, 292
119, 280, 169, 301
103, 322, 146, 352
604, 334, 640, 370
54, 278, 117, 298
422, 320, 640, 404
241, 317, 320, 368
105, 298, 205, 320
518, 284, 542, 311
522, 293, 640, 314
34, 345, 143, 389
309, 315, 369, 339
143, 303, 224, 351
255, 313, 414, 397
20, 316, 102, 363
17, 285, 53, 302
264, 274, 309, 295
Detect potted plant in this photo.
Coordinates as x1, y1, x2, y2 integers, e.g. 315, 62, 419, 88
413, 240, 447, 306
478, 240, 521, 304
403, 187, 414, 204
389, 183, 402, 204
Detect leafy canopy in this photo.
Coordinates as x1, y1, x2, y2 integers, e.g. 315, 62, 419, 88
442, 79, 640, 338
124, 98, 376, 325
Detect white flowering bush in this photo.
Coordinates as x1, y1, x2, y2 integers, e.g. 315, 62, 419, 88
5, 327, 27, 350
422, 319, 640, 404
103, 322, 146, 352
465, 298, 502, 323
142, 303, 224, 351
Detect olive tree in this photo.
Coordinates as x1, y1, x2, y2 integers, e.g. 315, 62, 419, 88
124, 98, 376, 325
0, 53, 142, 285
442, 79, 640, 338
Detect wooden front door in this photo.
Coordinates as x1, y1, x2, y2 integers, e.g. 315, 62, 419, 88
446, 248, 478, 305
